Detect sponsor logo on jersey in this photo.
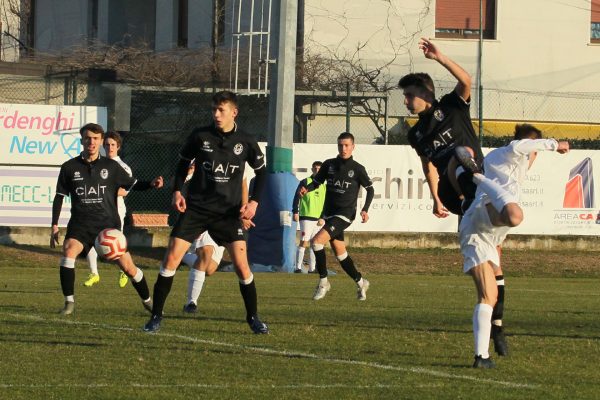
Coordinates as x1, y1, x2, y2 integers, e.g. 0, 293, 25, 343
233, 143, 243, 155
328, 165, 335, 174
100, 169, 109, 179
73, 171, 83, 181
202, 141, 213, 152
237, 228, 244, 236
348, 170, 354, 178
434, 109, 445, 122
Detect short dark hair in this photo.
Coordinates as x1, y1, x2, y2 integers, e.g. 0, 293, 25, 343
337, 132, 355, 142
104, 130, 122, 148
311, 161, 322, 168
212, 91, 238, 108
80, 123, 104, 138
514, 124, 542, 140
398, 73, 435, 97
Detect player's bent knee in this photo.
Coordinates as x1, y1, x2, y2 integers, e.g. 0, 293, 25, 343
312, 243, 324, 251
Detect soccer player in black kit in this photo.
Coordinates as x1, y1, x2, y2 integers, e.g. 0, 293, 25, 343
143, 91, 268, 334
298, 132, 374, 301
399, 38, 507, 356
50, 123, 153, 315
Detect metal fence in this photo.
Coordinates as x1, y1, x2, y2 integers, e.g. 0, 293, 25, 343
2, 74, 600, 217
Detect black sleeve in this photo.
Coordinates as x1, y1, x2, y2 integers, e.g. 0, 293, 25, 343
130, 180, 153, 191
249, 166, 267, 203
247, 137, 267, 171
51, 194, 64, 226
179, 130, 200, 162
312, 160, 328, 185
173, 158, 191, 193
440, 91, 470, 111
115, 165, 137, 191
55, 165, 70, 196
358, 165, 374, 213
292, 179, 306, 214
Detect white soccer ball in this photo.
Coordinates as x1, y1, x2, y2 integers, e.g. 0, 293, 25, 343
94, 228, 127, 261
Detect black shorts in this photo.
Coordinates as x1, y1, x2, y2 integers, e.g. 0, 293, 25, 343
171, 207, 245, 245
322, 216, 352, 241
438, 171, 477, 216
65, 220, 119, 257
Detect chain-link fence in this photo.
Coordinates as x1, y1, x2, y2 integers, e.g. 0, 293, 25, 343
2, 73, 600, 217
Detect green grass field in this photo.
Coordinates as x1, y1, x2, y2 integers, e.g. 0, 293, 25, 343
0, 245, 598, 399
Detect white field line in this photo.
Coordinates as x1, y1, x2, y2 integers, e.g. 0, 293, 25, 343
416, 283, 600, 296
3, 312, 537, 390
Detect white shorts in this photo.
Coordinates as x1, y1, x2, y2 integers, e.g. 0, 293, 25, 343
299, 219, 322, 242
459, 197, 510, 273
190, 231, 225, 265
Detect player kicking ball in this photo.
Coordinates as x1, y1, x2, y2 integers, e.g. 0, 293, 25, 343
455, 124, 569, 368
50, 123, 153, 315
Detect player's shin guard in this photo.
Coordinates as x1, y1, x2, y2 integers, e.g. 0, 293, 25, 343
473, 303, 494, 358
152, 267, 175, 316
337, 252, 362, 282
59, 258, 76, 297
312, 243, 327, 278
492, 275, 505, 325
239, 274, 258, 322
131, 268, 150, 301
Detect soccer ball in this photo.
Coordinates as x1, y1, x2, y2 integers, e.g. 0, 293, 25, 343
94, 228, 127, 261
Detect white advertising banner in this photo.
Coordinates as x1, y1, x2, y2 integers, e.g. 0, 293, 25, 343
0, 166, 71, 227
1, 103, 107, 165
292, 143, 460, 233
292, 144, 600, 236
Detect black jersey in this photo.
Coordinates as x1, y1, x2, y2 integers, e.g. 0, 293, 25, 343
313, 156, 373, 222
408, 90, 483, 173
179, 124, 266, 216
55, 154, 136, 228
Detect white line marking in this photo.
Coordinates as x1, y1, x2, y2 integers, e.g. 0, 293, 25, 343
417, 283, 600, 296
4, 313, 537, 390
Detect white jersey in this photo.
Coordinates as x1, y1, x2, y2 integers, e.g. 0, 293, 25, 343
480, 138, 558, 201
112, 155, 133, 222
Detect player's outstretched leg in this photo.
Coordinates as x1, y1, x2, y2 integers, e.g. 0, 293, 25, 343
336, 252, 369, 300
84, 247, 100, 287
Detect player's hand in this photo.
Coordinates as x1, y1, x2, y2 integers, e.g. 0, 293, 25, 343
50, 226, 60, 248
433, 199, 449, 218
298, 187, 308, 197
152, 176, 164, 189
419, 38, 442, 61
172, 191, 186, 212
360, 211, 369, 223
557, 141, 569, 154
317, 218, 325, 226
240, 200, 258, 220
241, 218, 255, 230
293, 213, 299, 222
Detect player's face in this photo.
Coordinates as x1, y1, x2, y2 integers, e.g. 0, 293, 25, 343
103, 138, 120, 159
311, 164, 321, 175
212, 101, 238, 132
403, 85, 430, 114
337, 138, 354, 159
80, 130, 103, 158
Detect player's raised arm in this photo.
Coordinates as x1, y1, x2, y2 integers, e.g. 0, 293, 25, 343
419, 38, 472, 101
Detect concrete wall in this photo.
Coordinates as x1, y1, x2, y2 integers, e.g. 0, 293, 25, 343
2, 226, 600, 251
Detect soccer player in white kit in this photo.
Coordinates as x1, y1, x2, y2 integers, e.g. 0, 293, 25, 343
455, 124, 569, 368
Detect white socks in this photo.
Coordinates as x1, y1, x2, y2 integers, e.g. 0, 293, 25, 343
295, 246, 306, 270
86, 247, 99, 275
308, 249, 316, 271
187, 269, 206, 305
473, 303, 494, 358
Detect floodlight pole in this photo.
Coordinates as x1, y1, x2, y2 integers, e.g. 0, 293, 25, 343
267, 0, 297, 172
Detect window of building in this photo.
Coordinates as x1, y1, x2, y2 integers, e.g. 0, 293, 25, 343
435, 0, 496, 40
592, 0, 600, 43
